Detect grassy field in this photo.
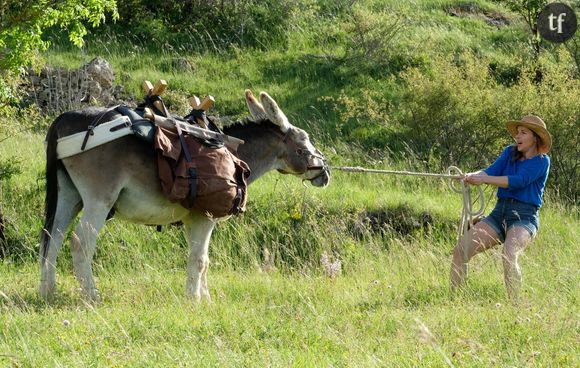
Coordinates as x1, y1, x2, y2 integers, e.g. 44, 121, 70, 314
1, 0, 579, 366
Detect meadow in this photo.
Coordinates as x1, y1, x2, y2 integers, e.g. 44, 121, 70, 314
1, 0, 579, 366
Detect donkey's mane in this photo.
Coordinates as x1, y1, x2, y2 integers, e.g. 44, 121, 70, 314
219, 116, 272, 129
221, 117, 283, 140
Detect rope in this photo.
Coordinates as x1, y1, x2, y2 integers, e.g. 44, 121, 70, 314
331, 165, 486, 276
331, 166, 463, 179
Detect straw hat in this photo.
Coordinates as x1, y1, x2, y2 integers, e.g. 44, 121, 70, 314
506, 115, 552, 154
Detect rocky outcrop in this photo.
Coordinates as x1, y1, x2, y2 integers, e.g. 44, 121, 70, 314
447, 4, 511, 28
22, 57, 131, 113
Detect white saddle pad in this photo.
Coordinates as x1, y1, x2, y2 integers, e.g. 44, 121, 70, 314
56, 116, 132, 159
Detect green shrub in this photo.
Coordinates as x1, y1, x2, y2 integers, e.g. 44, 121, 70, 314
488, 60, 521, 86
398, 53, 510, 170
108, 0, 294, 52
341, 6, 405, 69
0, 158, 21, 182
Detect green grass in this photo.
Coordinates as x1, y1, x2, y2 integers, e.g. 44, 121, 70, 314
1, 237, 578, 366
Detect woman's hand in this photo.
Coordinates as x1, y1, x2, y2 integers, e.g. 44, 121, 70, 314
464, 173, 487, 185
463, 171, 509, 188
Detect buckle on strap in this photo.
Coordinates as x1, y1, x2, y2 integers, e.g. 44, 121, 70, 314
109, 119, 132, 132
80, 125, 95, 151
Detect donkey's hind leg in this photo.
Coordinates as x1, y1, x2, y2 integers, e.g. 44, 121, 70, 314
40, 169, 82, 300
70, 201, 112, 302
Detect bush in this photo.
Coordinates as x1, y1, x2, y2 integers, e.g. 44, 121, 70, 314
398, 54, 510, 170
293, 2, 407, 74
341, 5, 405, 69
109, 0, 294, 52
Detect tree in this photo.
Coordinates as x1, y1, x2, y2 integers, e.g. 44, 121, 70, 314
502, 0, 548, 60
0, 0, 118, 73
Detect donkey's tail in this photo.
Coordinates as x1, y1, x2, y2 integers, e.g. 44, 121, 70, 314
41, 117, 63, 261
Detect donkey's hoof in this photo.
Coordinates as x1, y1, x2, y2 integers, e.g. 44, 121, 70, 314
201, 290, 212, 303
190, 292, 202, 304
40, 283, 56, 301
80, 288, 101, 303
187, 291, 211, 304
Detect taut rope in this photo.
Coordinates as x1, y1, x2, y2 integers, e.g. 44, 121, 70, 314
331, 165, 485, 275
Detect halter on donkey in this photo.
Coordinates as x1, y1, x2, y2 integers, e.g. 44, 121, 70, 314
41, 90, 330, 302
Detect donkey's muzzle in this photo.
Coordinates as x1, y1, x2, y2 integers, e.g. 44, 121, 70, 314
309, 166, 330, 187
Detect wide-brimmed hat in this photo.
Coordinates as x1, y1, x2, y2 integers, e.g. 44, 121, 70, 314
506, 115, 552, 154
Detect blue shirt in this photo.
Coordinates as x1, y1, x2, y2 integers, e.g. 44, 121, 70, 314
483, 146, 550, 207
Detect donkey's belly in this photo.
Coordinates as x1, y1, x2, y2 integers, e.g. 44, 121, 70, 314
114, 186, 189, 225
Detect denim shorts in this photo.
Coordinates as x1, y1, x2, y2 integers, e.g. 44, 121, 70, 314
482, 198, 540, 242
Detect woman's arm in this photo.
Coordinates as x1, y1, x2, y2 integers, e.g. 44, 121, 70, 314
464, 172, 509, 188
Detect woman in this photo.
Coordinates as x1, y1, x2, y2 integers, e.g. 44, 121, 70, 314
450, 115, 551, 299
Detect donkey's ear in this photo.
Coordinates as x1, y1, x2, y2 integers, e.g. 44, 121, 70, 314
245, 89, 268, 120
259, 91, 290, 133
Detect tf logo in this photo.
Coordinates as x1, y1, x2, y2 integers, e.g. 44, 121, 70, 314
538, 3, 578, 43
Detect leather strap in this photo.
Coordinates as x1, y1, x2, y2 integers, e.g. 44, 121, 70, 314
80, 125, 95, 151
109, 120, 132, 132
175, 123, 197, 209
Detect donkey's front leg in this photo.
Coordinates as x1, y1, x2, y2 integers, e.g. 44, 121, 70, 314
70, 204, 109, 302
184, 213, 215, 302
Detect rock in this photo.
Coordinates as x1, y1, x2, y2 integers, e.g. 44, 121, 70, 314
446, 5, 510, 28
83, 57, 115, 89
483, 12, 510, 27
171, 57, 195, 72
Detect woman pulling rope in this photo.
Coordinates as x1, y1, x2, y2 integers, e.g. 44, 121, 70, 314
450, 115, 552, 300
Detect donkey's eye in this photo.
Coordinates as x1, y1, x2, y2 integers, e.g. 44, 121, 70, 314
296, 149, 304, 155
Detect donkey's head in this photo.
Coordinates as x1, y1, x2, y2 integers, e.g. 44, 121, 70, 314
245, 90, 330, 187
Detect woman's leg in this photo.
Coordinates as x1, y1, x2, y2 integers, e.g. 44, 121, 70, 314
502, 226, 533, 300
451, 221, 502, 291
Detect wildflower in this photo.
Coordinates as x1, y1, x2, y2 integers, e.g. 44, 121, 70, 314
289, 207, 302, 221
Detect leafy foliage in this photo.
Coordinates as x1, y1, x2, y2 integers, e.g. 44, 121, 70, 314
499, 0, 580, 73
0, 0, 118, 73
342, 5, 405, 68
110, 0, 293, 52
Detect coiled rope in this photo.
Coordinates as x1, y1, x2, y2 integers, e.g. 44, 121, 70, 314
331, 165, 486, 275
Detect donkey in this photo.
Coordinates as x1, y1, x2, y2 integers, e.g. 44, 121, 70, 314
41, 90, 330, 302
